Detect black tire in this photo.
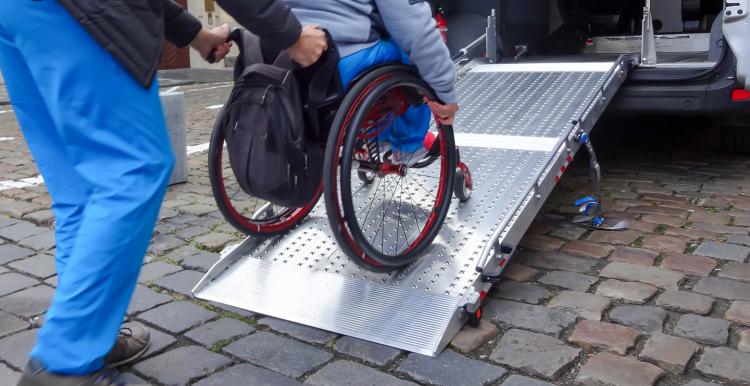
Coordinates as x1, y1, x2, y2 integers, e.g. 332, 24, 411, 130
208, 109, 320, 235
323, 65, 457, 271
720, 126, 750, 155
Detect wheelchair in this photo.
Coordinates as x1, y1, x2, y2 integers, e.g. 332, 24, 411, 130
209, 33, 472, 272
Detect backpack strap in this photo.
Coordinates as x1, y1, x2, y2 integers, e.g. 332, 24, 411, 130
233, 29, 266, 82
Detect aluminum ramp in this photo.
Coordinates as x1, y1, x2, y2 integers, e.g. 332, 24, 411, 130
193, 57, 630, 357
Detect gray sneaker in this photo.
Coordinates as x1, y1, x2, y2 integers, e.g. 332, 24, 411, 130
104, 324, 150, 368
17, 359, 128, 386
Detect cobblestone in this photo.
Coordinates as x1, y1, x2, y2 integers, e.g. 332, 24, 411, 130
502, 264, 539, 282
0, 244, 34, 265
492, 281, 551, 305
537, 271, 598, 292
600, 262, 684, 290
484, 300, 577, 337
562, 240, 614, 258
8, 254, 55, 279
449, 319, 499, 354
0, 285, 53, 317
661, 254, 717, 276
133, 345, 231, 386
523, 251, 597, 273
399, 349, 506, 386
717, 261, 750, 282
595, 279, 658, 304
568, 320, 639, 355
500, 374, 554, 386
692, 277, 750, 301
307, 360, 416, 386
490, 329, 579, 380
0, 363, 21, 386
137, 301, 216, 334
138, 261, 182, 283
258, 317, 336, 345
0, 310, 29, 339
548, 291, 611, 320
725, 301, 750, 326
587, 230, 641, 245
673, 314, 730, 346
334, 336, 402, 366
695, 347, 750, 385
654, 290, 714, 315
194, 232, 236, 252
181, 252, 220, 273
193, 364, 300, 386
694, 241, 750, 262
638, 333, 699, 373
738, 329, 750, 352
18, 231, 55, 251
520, 235, 565, 251
577, 352, 664, 386
0, 272, 39, 297
185, 318, 254, 347
224, 332, 333, 378
608, 246, 658, 266
641, 235, 687, 254
127, 285, 173, 315
152, 270, 204, 296
0, 221, 47, 243
609, 305, 667, 334
0, 329, 36, 369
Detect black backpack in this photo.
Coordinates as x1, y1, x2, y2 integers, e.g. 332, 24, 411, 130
219, 30, 341, 208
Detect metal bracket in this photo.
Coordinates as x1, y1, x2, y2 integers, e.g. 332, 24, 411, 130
486, 9, 498, 63
640, 0, 658, 66
480, 244, 514, 283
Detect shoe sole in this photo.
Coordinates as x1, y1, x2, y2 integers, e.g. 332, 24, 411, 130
106, 341, 151, 368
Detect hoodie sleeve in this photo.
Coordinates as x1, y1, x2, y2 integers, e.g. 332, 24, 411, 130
373, 0, 457, 103
216, 0, 302, 52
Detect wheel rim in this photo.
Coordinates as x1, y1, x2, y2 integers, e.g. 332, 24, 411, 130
211, 130, 319, 234
329, 77, 452, 266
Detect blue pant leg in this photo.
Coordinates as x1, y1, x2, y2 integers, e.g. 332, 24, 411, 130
338, 40, 431, 153
0, 26, 90, 279
0, 1, 174, 375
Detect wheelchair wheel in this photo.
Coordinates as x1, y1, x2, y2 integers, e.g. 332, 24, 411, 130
209, 110, 320, 235
323, 65, 457, 271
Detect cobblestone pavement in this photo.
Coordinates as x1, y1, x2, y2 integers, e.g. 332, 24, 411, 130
1, 79, 749, 386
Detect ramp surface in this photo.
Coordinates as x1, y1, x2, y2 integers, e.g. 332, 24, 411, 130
193, 58, 629, 356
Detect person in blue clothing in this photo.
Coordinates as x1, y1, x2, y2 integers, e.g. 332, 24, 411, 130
285, 0, 460, 164
0, 1, 327, 385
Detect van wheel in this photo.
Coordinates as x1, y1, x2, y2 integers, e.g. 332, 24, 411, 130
720, 126, 750, 155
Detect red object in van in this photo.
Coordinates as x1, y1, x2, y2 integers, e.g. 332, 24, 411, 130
435, 12, 448, 45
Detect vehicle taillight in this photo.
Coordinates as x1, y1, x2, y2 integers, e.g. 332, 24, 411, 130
731, 89, 750, 102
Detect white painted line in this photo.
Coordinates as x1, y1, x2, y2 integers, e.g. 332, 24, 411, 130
187, 143, 210, 155
0, 175, 44, 192
471, 62, 615, 73
0, 109, 13, 114
205, 104, 224, 110
0, 137, 15, 142
454, 133, 558, 152
184, 82, 233, 93
0, 142, 213, 192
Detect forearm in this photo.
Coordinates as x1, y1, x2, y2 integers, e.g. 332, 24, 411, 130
375, 0, 457, 103
215, 0, 301, 52
162, 0, 202, 47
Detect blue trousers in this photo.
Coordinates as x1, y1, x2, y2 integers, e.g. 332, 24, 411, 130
0, 1, 173, 375
338, 40, 431, 153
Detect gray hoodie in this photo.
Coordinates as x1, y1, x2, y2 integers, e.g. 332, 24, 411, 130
284, 0, 457, 103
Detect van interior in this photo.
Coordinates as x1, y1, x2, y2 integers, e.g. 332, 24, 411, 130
432, 0, 725, 68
